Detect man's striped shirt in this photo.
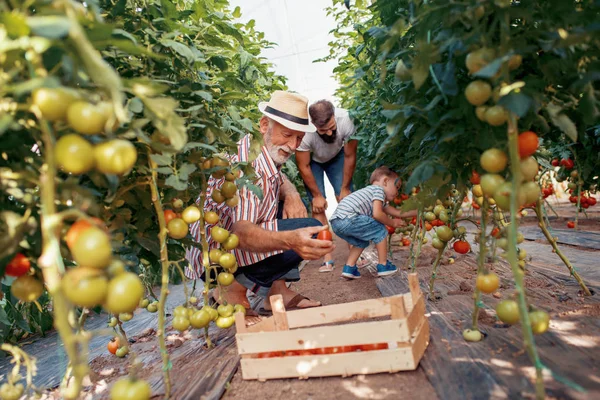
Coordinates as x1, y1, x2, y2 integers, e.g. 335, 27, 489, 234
185, 135, 283, 279
331, 185, 386, 220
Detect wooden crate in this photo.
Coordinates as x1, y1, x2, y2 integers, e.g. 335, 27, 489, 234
234, 273, 430, 381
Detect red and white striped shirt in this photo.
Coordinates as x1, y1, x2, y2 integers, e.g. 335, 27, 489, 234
185, 135, 283, 279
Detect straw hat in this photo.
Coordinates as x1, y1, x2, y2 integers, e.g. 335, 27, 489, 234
259, 91, 316, 132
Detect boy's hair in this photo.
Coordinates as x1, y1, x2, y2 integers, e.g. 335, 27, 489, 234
370, 166, 398, 184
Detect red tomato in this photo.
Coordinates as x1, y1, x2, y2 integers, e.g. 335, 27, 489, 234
551, 158, 560, 167
425, 222, 432, 231
401, 194, 410, 200
517, 131, 539, 158
410, 217, 416, 225
393, 197, 402, 205
588, 197, 597, 206
386, 225, 395, 234
317, 230, 333, 241
453, 240, 470, 254
569, 196, 578, 203
5, 253, 31, 277
402, 238, 411, 246
359, 343, 389, 351
472, 202, 481, 210
561, 158, 574, 170
491, 227, 500, 238
164, 209, 177, 224
567, 221, 575, 229
107, 337, 119, 355
470, 170, 481, 185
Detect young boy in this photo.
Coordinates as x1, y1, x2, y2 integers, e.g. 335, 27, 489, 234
330, 166, 415, 279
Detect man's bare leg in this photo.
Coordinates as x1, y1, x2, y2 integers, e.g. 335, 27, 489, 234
212, 280, 250, 308
262, 280, 321, 310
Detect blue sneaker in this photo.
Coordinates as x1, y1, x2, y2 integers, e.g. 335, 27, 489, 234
341, 265, 361, 279
376, 261, 398, 277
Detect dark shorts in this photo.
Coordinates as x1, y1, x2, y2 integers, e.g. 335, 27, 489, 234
234, 217, 322, 297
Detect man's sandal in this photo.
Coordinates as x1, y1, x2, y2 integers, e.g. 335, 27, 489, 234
258, 294, 321, 316
318, 260, 335, 273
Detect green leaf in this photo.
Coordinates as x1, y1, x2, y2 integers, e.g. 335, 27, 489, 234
0, 306, 10, 326
411, 64, 429, 90
233, 6, 242, 18
546, 103, 578, 142
150, 154, 172, 166
473, 57, 503, 79
182, 142, 218, 153
178, 163, 197, 181
156, 167, 172, 174
141, 96, 188, 151
1, 12, 30, 38
112, 29, 138, 45
498, 92, 532, 118
27, 16, 71, 39
193, 90, 213, 101
406, 162, 435, 191
128, 98, 144, 113
160, 39, 196, 64
165, 175, 188, 191
220, 91, 246, 100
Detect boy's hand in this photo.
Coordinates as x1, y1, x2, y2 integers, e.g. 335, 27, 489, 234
391, 219, 406, 228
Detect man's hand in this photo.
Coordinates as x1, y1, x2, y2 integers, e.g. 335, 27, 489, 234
282, 194, 308, 219
339, 186, 352, 200
288, 225, 334, 260
312, 195, 328, 214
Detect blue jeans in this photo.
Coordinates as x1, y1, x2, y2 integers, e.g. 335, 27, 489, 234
234, 217, 322, 297
331, 215, 387, 249
305, 149, 353, 201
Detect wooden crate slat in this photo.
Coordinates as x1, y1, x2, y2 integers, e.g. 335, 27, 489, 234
406, 295, 426, 335
410, 316, 430, 367
236, 318, 410, 355
284, 295, 402, 329
240, 347, 417, 380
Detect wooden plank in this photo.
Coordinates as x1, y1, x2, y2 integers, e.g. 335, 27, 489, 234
269, 295, 289, 331
390, 295, 407, 319
411, 317, 430, 368
240, 347, 418, 380
406, 295, 426, 335
408, 273, 421, 303
236, 319, 410, 355
284, 295, 399, 329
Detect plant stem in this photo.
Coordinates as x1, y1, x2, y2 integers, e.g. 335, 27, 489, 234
37, 119, 85, 400
148, 156, 171, 398
472, 199, 488, 330
507, 116, 545, 399
428, 244, 447, 297
199, 174, 213, 348
534, 199, 591, 296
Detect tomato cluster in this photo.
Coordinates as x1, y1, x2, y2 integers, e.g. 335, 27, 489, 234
465, 48, 522, 127
36, 87, 138, 177
255, 343, 389, 358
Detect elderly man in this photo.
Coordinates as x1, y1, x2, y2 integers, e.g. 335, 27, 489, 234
186, 91, 333, 315
295, 100, 359, 272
